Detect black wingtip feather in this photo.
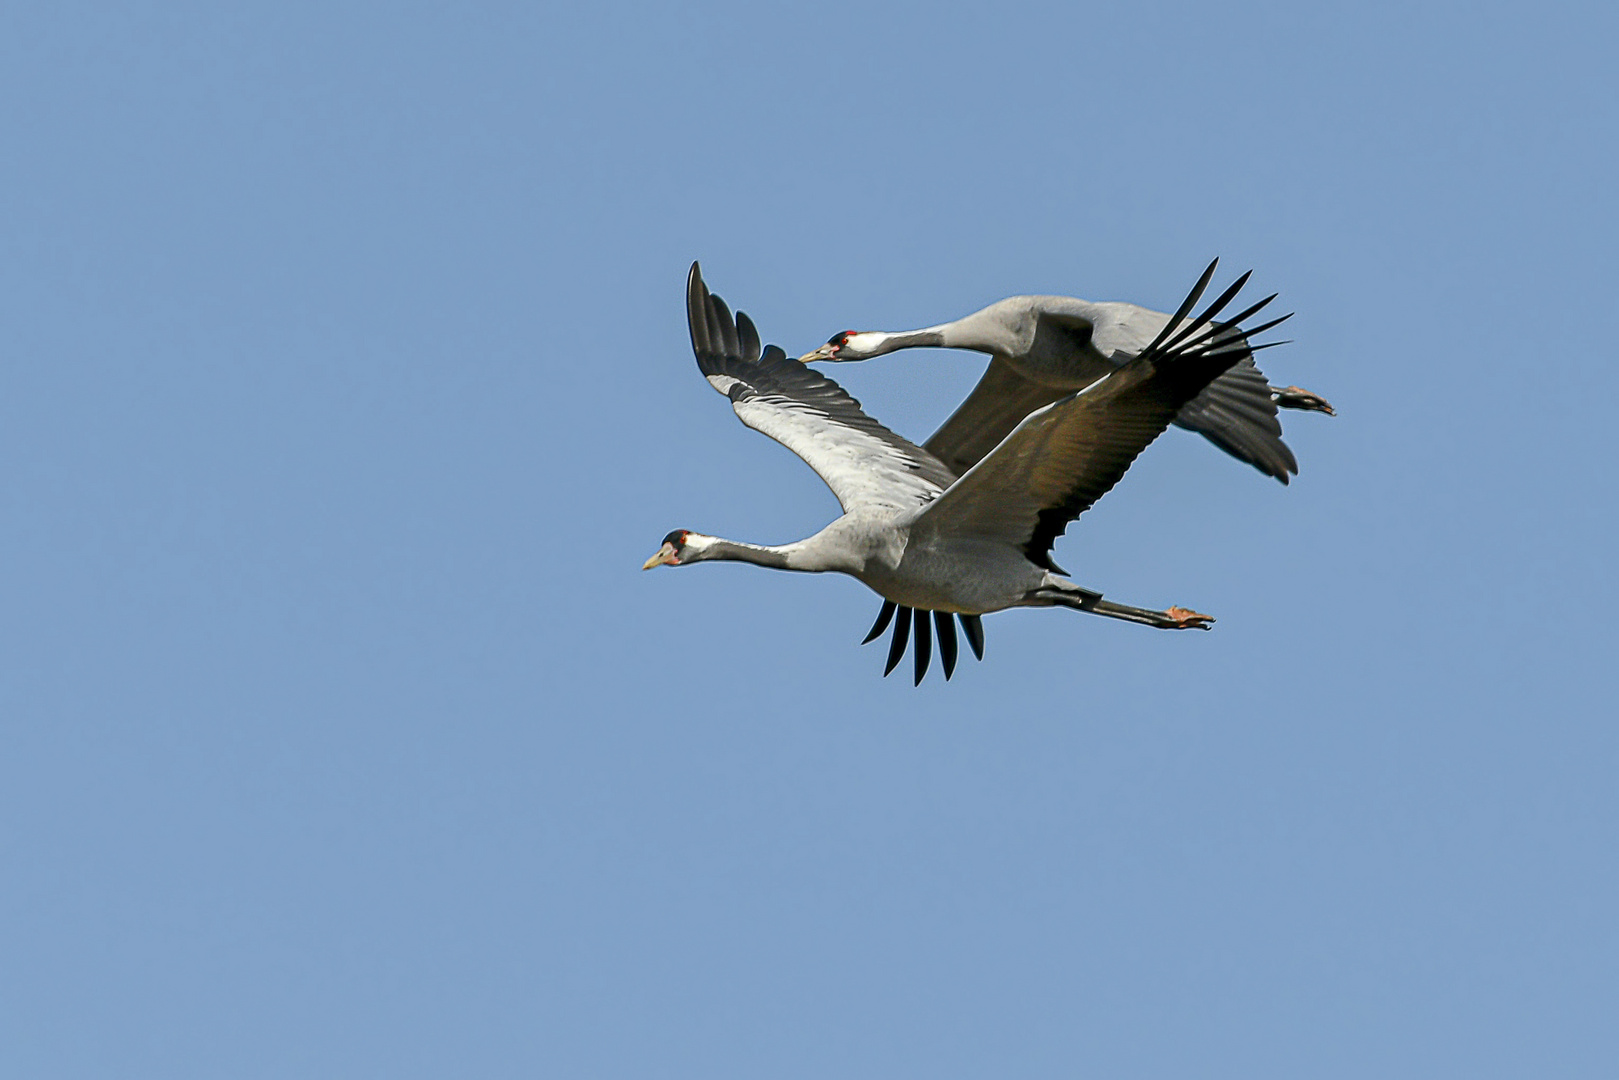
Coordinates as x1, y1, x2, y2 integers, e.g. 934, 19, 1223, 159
913, 610, 932, 686
959, 614, 984, 661
862, 601, 897, 644
1233, 313, 1293, 341
935, 611, 957, 680
1164, 269, 1254, 352
883, 607, 912, 677
1170, 293, 1278, 356
1020, 262, 1293, 571
736, 310, 762, 365
686, 264, 710, 356
1139, 258, 1218, 358
709, 294, 738, 359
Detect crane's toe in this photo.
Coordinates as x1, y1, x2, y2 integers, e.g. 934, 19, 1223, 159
1166, 606, 1215, 629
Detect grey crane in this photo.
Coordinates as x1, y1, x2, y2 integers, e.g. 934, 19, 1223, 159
644, 261, 1289, 684
798, 283, 1332, 484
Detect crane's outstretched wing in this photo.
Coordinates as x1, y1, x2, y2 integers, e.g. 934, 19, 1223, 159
922, 297, 1304, 484
1051, 297, 1303, 484
922, 358, 1068, 477
1170, 356, 1297, 482
914, 262, 1289, 574
687, 263, 956, 513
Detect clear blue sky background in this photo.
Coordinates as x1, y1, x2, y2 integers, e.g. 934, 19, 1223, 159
3, 2, 1615, 1076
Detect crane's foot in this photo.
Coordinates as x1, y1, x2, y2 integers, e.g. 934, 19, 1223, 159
1272, 385, 1336, 415
1165, 606, 1215, 629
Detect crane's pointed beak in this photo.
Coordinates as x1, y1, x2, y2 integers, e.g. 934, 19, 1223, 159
642, 542, 679, 570
796, 342, 838, 363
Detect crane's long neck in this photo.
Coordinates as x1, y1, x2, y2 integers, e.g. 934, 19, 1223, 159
683, 534, 840, 572
855, 326, 951, 357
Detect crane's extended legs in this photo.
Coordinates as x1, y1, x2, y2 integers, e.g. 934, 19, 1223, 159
1026, 584, 1214, 629
1271, 384, 1336, 415
1090, 599, 1214, 629
857, 587, 1205, 687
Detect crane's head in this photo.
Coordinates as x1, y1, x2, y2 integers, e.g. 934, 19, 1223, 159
797, 330, 884, 363
642, 530, 689, 569
642, 529, 709, 569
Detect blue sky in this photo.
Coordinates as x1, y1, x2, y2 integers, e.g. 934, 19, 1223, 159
3, 2, 1616, 1076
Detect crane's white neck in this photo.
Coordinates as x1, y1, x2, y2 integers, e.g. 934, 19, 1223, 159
844, 326, 949, 359
678, 532, 834, 572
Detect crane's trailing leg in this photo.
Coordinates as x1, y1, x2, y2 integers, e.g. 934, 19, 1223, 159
1027, 583, 1214, 630
1271, 385, 1336, 415
1092, 599, 1214, 630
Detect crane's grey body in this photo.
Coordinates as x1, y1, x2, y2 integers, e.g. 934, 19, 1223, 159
777, 512, 1052, 614
669, 469, 1060, 616
804, 290, 1333, 483
648, 262, 1293, 682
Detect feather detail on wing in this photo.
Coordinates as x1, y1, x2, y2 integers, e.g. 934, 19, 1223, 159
687, 263, 956, 513
913, 261, 1290, 573
1171, 357, 1298, 483
924, 295, 1301, 483
923, 359, 1067, 477
1092, 300, 1300, 483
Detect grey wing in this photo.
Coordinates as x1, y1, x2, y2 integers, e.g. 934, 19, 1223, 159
1171, 356, 1297, 482
1086, 300, 1300, 483
922, 295, 1299, 483
922, 300, 1119, 476
915, 263, 1289, 572
922, 359, 1068, 477
687, 263, 956, 513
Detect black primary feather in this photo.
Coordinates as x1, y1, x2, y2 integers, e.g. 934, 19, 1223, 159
1161, 271, 1252, 353
959, 614, 985, 661
1135, 258, 1219, 358
883, 607, 912, 677
1019, 265, 1292, 573
913, 609, 932, 685
935, 612, 957, 680
862, 600, 897, 645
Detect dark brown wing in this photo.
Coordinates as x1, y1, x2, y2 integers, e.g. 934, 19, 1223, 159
922, 359, 1067, 477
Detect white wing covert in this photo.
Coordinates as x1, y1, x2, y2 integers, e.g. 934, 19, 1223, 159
687, 264, 956, 513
